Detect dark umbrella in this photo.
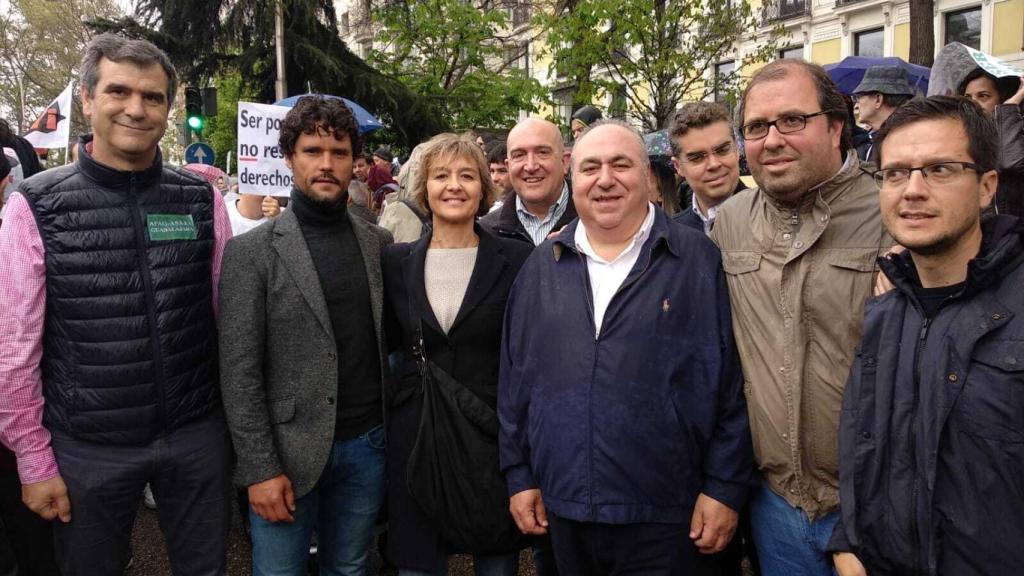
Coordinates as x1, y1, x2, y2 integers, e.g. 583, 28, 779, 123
273, 94, 385, 134
824, 56, 930, 96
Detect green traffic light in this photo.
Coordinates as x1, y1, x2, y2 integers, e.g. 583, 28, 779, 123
187, 116, 204, 130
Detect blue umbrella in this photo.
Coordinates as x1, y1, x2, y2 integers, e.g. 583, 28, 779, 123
824, 56, 930, 96
273, 93, 385, 134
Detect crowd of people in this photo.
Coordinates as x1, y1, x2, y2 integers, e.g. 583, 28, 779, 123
0, 31, 1023, 576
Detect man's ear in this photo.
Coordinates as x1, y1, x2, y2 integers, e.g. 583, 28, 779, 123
80, 85, 93, 118
978, 169, 998, 210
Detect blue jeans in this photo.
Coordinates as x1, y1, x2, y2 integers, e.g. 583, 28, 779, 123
398, 552, 519, 576
250, 425, 386, 576
750, 484, 838, 576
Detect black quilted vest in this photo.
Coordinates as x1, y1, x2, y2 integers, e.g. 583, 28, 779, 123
20, 142, 220, 444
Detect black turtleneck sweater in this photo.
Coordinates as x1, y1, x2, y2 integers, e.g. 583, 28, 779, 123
290, 188, 382, 440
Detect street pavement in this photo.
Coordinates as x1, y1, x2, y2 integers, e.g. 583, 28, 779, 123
129, 502, 537, 575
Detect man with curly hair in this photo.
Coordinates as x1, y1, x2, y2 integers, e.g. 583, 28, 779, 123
219, 95, 392, 576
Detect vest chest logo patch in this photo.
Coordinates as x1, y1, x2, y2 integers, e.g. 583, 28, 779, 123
147, 213, 198, 241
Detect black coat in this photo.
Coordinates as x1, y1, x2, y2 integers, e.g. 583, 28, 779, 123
382, 224, 532, 571
829, 216, 1024, 575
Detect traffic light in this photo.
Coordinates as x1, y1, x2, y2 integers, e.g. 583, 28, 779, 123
185, 87, 204, 133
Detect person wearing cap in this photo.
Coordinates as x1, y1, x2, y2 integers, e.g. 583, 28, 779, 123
852, 65, 914, 164
569, 105, 603, 141
373, 147, 394, 170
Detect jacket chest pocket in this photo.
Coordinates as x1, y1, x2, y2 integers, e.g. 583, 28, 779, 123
807, 248, 877, 334
721, 251, 762, 276
961, 341, 1024, 443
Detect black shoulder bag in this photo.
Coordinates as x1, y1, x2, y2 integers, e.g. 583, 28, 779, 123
404, 310, 523, 554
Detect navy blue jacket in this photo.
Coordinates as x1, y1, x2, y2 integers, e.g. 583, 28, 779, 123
498, 209, 755, 524
673, 180, 747, 234
829, 216, 1024, 575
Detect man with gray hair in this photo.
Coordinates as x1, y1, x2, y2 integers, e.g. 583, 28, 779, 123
499, 119, 754, 574
0, 34, 233, 575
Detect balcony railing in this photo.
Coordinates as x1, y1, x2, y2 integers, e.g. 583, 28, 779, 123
836, 0, 871, 6
761, 0, 811, 25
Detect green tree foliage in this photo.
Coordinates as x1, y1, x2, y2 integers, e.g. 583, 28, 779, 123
541, 0, 782, 132
369, 0, 548, 130
0, 0, 121, 137
202, 72, 257, 172
92, 0, 449, 149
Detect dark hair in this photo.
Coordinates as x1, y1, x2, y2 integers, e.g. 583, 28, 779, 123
650, 159, 680, 215
958, 68, 1017, 103
412, 132, 495, 218
668, 101, 733, 157
279, 96, 363, 158
0, 118, 11, 143
80, 33, 178, 106
875, 95, 998, 173
486, 140, 507, 165
354, 153, 372, 165
737, 59, 851, 154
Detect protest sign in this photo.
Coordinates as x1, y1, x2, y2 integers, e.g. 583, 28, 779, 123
237, 102, 292, 197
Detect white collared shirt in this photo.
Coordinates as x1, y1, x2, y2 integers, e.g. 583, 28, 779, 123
516, 183, 570, 245
690, 193, 720, 236
574, 202, 656, 338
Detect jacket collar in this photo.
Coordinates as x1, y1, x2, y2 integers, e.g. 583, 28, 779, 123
493, 184, 579, 237
77, 134, 163, 190
552, 206, 680, 262
401, 223, 509, 336
881, 215, 1024, 302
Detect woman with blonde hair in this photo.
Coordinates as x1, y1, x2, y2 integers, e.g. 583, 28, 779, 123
382, 133, 531, 575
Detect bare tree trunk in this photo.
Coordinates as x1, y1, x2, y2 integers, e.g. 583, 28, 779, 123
908, 0, 935, 67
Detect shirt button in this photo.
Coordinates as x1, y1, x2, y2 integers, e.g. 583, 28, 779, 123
782, 433, 788, 439
821, 214, 829, 222
328, 352, 336, 360
948, 373, 958, 382
327, 396, 335, 405
783, 233, 792, 240
794, 241, 804, 249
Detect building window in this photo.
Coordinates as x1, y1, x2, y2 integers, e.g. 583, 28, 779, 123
945, 7, 982, 50
714, 61, 735, 104
504, 42, 530, 75
511, 2, 530, 29
552, 86, 575, 128
854, 28, 884, 58
780, 45, 804, 60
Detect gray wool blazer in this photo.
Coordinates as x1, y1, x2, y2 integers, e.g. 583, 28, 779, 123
218, 208, 392, 497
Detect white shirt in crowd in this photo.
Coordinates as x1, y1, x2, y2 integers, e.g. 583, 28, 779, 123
574, 202, 655, 338
225, 195, 276, 236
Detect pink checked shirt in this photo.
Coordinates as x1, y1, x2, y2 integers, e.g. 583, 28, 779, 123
0, 186, 231, 485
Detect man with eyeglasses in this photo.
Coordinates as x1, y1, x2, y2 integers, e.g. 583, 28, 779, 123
669, 101, 745, 234
826, 95, 1024, 576
709, 59, 892, 576
480, 118, 577, 247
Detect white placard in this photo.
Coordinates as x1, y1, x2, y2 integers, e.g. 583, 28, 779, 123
237, 102, 292, 197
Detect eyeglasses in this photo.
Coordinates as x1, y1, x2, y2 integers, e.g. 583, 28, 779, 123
871, 162, 985, 190
740, 110, 830, 141
678, 141, 735, 166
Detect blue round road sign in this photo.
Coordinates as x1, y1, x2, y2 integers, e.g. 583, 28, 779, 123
185, 142, 216, 166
